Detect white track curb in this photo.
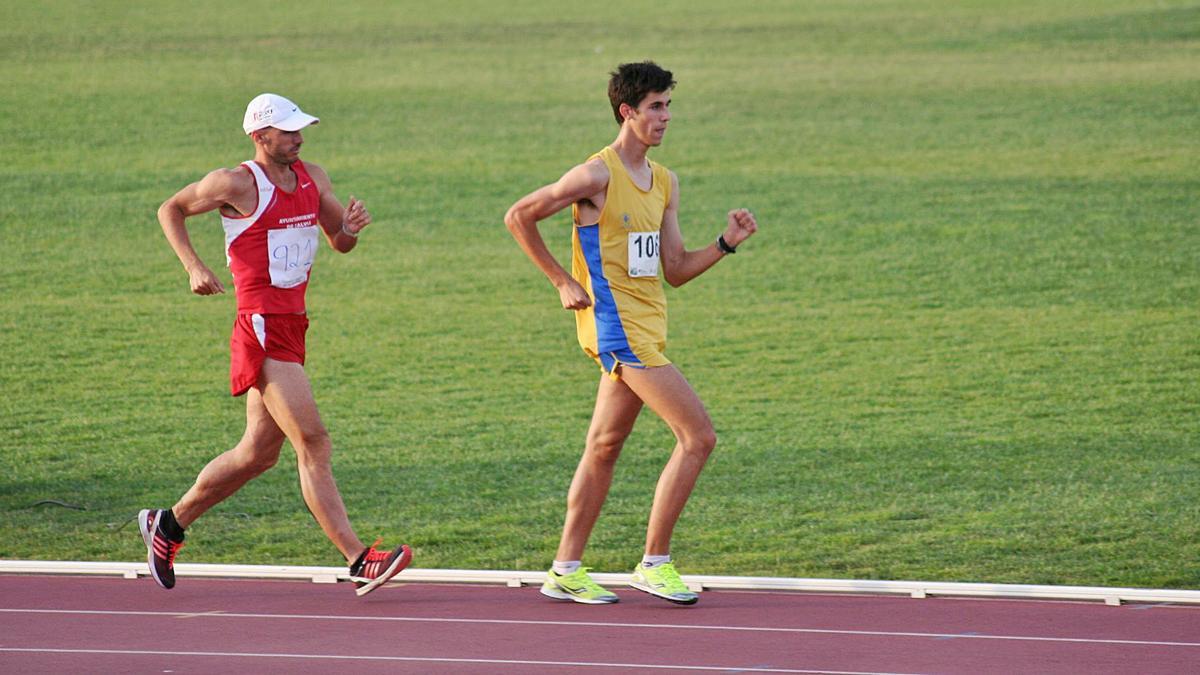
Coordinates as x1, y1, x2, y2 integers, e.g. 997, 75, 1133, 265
2, 560, 1198, 606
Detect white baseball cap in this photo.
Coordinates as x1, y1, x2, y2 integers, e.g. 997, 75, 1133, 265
242, 93, 320, 135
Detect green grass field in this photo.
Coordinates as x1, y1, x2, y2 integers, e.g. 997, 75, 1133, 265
1, 0, 1197, 588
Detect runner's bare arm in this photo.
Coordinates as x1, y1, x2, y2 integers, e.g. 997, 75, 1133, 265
157, 168, 252, 296
659, 171, 758, 287
504, 160, 610, 310
307, 163, 367, 254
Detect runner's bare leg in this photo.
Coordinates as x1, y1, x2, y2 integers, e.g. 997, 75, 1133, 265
618, 364, 716, 556
257, 357, 365, 562
555, 374, 644, 562
172, 386, 286, 528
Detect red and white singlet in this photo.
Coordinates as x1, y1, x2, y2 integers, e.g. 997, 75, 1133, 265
221, 160, 322, 314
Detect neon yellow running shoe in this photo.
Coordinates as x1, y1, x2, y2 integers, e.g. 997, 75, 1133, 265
540, 567, 619, 604
630, 561, 699, 605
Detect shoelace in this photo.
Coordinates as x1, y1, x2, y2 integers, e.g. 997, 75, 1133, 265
566, 567, 607, 593
651, 564, 685, 590
362, 538, 388, 563
160, 538, 185, 565
355, 538, 389, 578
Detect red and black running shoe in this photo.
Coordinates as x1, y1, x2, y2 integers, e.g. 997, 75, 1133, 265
138, 509, 185, 589
348, 538, 412, 597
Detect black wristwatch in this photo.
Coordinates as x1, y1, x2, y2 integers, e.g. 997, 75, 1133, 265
717, 235, 737, 254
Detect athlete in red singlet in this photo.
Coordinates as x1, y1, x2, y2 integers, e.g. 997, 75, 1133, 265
142, 93, 410, 596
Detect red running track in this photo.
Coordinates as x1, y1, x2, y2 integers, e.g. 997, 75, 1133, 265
0, 574, 1197, 673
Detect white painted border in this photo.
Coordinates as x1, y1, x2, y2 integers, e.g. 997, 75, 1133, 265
2, 560, 1198, 606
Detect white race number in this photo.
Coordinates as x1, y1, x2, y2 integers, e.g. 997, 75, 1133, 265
628, 231, 660, 278
268, 226, 319, 288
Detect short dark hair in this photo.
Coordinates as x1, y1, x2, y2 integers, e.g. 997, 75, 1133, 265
608, 61, 675, 125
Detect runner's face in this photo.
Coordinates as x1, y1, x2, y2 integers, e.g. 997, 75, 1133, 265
626, 90, 672, 146
256, 127, 304, 163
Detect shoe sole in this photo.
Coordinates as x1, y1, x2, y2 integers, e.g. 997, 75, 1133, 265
629, 580, 699, 605
539, 584, 619, 604
354, 545, 413, 597
137, 509, 173, 590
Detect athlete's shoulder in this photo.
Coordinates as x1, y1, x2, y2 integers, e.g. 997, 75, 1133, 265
196, 164, 255, 200
298, 159, 326, 179
580, 155, 610, 183
298, 160, 332, 193
557, 156, 610, 196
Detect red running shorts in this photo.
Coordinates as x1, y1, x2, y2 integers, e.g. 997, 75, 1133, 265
229, 313, 309, 396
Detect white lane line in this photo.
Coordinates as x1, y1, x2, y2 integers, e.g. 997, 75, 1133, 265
173, 610, 226, 619
1, 608, 1197, 648
0, 647, 917, 674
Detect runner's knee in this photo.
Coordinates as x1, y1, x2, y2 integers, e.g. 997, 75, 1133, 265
231, 442, 281, 476
243, 451, 279, 476
247, 424, 285, 450
293, 428, 333, 465
681, 426, 717, 458
585, 429, 628, 465
239, 428, 283, 469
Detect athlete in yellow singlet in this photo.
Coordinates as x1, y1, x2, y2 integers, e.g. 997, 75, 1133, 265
505, 62, 759, 606
571, 144, 672, 374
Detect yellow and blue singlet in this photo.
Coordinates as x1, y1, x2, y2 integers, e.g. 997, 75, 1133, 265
571, 146, 673, 376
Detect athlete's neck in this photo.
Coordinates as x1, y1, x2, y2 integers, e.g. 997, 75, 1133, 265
610, 131, 652, 172
252, 155, 298, 188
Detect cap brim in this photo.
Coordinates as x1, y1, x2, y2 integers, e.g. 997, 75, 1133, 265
271, 112, 320, 132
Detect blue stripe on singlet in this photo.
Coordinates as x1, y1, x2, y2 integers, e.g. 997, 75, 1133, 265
576, 224, 640, 362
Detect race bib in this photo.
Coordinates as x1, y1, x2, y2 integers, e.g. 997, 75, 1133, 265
628, 231, 660, 278
268, 226, 319, 288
